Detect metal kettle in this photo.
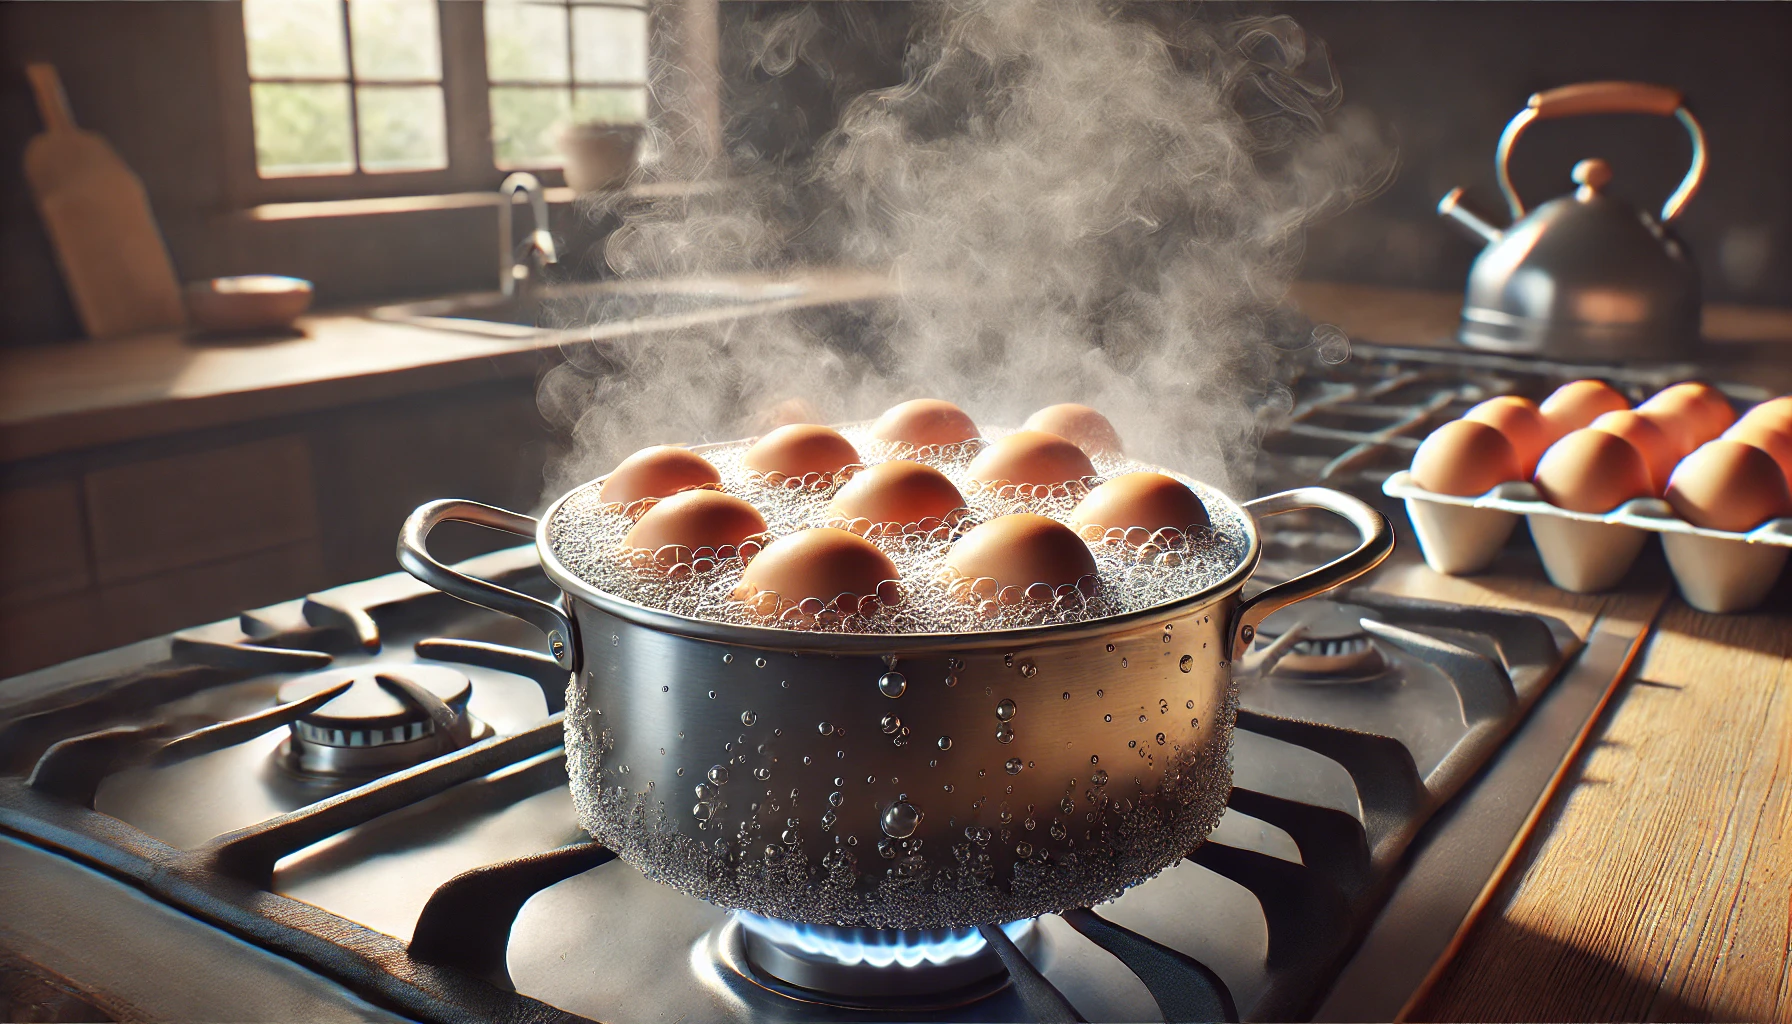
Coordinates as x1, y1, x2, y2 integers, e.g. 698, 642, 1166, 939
1439, 81, 1707, 361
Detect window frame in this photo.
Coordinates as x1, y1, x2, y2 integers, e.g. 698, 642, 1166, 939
214, 0, 568, 206
484, 0, 652, 172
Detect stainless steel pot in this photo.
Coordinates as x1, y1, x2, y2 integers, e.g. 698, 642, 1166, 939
398, 481, 1390, 928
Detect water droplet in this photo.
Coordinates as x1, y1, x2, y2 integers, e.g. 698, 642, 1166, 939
1005, 758, 1023, 775
1062, 691, 1070, 701
754, 767, 771, 780
945, 674, 959, 688
1179, 655, 1194, 673
781, 679, 791, 688
661, 684, 670, 692
692, 801, 714, 820
1186, 699, 1196, 709
676, 767, 685, 776
1105, 644, 1116, 653
708, 765, 730, 784
1018, 661, 1038, 678
834, 777, 845, 787
821, 810, 837, 828
1003, 654, 1014, 668
1060, 797, 1075, 814
881, 713, 902, 734
878, 837, 897, 859
1024, 817, 1037, 831
878, 672, 908, 698
866, 775, 876, 784
943, 783, 955, 793
708, 690, 718, 699
1128, 740, 1137, 748
1156, 733, 1167, 745
828, 791, 844, 807
995, 699, 1017, 721
1121, 658, 1128, 668
847, 835, 859, 846
610, 634, 620, 645
755, 656, 767, 668
722, 653, 735, 665
741, 710, 758, 727
1051, 821, 1068, 840
1104, 714, 1112, 722
1096, 689, 1104, 698
1092, 769, 1109, 785
1015, 841, 1034, 858
948, 657, 964, 670
1191, 717, 1200, 728
836, 750, 846, 758
881, 802, 920, 838
996, 724, 1014, 743
937, 735, 953, 751
782, 828, 800, 844
817, 721, 834, 736
763, 844, 780, 861
1139, 714, 1147, 723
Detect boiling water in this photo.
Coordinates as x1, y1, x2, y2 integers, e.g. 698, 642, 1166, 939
547, 426, 1251, 634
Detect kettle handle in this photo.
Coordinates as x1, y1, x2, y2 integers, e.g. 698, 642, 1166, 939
1495, 81, 1707, 223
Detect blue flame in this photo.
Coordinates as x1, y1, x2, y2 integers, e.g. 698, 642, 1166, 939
736, 912, 1035, 969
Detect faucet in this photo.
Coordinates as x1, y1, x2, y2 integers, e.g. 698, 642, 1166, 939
497, 172, 558, 299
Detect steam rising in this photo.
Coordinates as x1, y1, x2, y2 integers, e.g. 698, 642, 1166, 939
540, 0, 1391, 499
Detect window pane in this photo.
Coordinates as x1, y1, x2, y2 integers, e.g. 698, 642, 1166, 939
349, 0, 441, 82
357, 85, 447, 171
490, 85, 569, 167
252, 83, 354, 176
244, 0, 348, 79
572, 5, 647, 83
573, 87, 646, 125
485, 1, 570, 83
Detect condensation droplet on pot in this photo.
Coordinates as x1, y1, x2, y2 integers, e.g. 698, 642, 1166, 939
881, 714, 901, 734
1092, 769, 1109, 785
1179, 655, 1194, 673
754, 656, 767, 668
877, 671, 907, 698
676, 767, 684, 776
692, 801, 713, 821
1191, 717, 1200, 727
827, 791, 844, 808
995, 698, 1017, 721
708, 765, 729, 785
741, 710, 757, 727
881, 802, 920, 839
1060, 797, 1075, 815
866, 775, 876, 784
995, 724, 1014, 744
1018, 661, 1037, 678
610, 634, 619, 645
708, 690, 717, 700
1105, 644, 1116, 653
1096, 689, 1104, 698
965, 826, 991, 845
1023, 817, 1037, 831
754, 767, 771, 780
1156, 732, 1166, 745
817, 721, 834, 736
661, 685, 669, 692
1061, 691, 1070, 701
945, 674, 958, 688
1051, 821, 1069, 840
877, 837, 896, 859
722, 653, 734, 665
1015, 841, 1033, 858
1128, 740, 1137, 749
781, 680, 790, 689
1121, 658, 1128, 668
1004, 758, 1023, 775
937, 735, 952, 751
821, 810, 836, 828
1003, 654, 1014, 668
943, 783, 954, 793
695, 782, 715, 800
781, 828, 799, 845
762, 844, 781, 862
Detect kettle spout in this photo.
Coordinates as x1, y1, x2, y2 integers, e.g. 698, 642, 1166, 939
1438, 187, 1503, 245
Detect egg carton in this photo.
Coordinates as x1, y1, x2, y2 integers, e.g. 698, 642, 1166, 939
1382, 470, 1792, 613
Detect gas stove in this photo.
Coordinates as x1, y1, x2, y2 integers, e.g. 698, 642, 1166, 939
0, 342, 1681, 1023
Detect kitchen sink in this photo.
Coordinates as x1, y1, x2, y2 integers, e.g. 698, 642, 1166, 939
370, 278, 809, 340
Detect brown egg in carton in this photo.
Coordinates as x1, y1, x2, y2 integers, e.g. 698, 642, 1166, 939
1389, 386, 1792, 613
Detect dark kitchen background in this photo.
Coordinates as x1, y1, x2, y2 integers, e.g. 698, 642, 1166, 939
0, 1, 1788, 675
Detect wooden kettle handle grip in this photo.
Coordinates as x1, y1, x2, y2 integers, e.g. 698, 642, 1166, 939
24, 63, 77, 133
1528, 81, 1683, 120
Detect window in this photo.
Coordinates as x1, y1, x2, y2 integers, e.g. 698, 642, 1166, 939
243, 0, 448, 177
484, 1, 649, 169
225, 0, 650, 201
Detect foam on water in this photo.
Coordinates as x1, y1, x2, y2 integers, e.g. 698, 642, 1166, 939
547, 425, 1251, 634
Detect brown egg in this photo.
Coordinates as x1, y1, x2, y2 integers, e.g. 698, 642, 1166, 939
1640, 382, 1736, 456
967, 430, 1096, 488
1735, 396, 1792, 437
623, 490, 766, 560
734, 528, 900, 615
1665, 440, 1792, 533
827, 461, 965, 535
1070, 472, 1209, 540
1464, 396, 1554, 476
1411, 420, 1523, 497
598, 446, 721, 507
1590, 410, 1678, 494
944, 514, 1099, 600
1533, 429, 1653, 514
870, 399, 979, 448
1723, 418, 1792, 482
1540, 379, 1630, 434
742, 424, 859, 481
1023, 404, 1123, 455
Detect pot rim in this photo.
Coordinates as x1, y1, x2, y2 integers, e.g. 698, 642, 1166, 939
533, 449, 1263, 654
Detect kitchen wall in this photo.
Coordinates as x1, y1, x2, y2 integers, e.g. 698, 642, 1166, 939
3, 1, 1789, 349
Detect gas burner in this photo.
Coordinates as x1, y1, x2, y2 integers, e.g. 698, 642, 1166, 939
274, 664, 490, 779
1252, 601, 1389, 682
724, 912, 1038, 1007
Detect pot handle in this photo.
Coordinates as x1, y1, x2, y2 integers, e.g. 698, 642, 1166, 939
1231, 487, 1394, 660
397, 499, 580, 672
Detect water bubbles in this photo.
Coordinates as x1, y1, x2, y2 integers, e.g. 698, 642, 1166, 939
1186, 699, 1195, 709
1061, 691, 1070, 701
1092, 769, 1109, 785
1314, 322, 1352, 364
821, 810, 837, 828
740, 710, 758, 727
948, 657, 964, 670
878, 671, 908, 698
828, 791, 844, 807
1060, 797, 1076, 815
817, 721, 834, 736
945, 674, 959, 688
1191, 717, 1200, 727
834, 777, 845, 787
965, 826, 992, 845
1128, 740, 1137, 749
781, 679, 791, 688
1121, 658, 1128, 669
1156, 732, 1167, 745
708, 690, 718, 700
1179, 655, 1194, 673
878, 837, 897, 859
1105, 644, 1116, 653
995, 699, 1017, 721
754, 767, 772, 780
881, 802, 921, 839
692, 801, 714, 821
1018, 661, 1038, 678
1015, 841, 1034, 859
661, 685, 669, 692
1024, 817, 1037, 831
1003, 654, 1014, 668
943, 783, 955, 793
755, 656, 768, 668
1139, 714, 1147, 723
763, 844, 781, 862
707, 765, 730, 785
1162, 633, 1172, 644
1004, 758, 1023, 775
881, 714, 902, 734
1104, 714, 1113, 722
937, 735, 953, 751
1096, 689, 1104, 698
995, 724, 1014, 744
722, 653, 735, 665
781, 828, 800, 845
1050, 821, 1069, 840
695, 782, 716, 800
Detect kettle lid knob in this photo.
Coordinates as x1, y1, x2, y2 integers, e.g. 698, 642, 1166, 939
1572, 158, 1613, 200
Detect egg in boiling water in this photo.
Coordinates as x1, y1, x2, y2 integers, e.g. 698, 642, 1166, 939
1464, 396, 1555, 476
742, 423, 860, 482
943, 513, 1098, 606
623, 490, 766, 568
826, 460, 965, 536
1412, 420, 1523, 497
598, 446, 722, 509
870, 399, 980, 449
1070, 472, 1209, 542
733, 528, 900, 617
1023, 403, 1123, 455
1590, 410, 1678, 494
1664, 439, 1792, 533
1540, 379, 1630, 434
1533, 429, 1653, 514
967, 430, 1096, 488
